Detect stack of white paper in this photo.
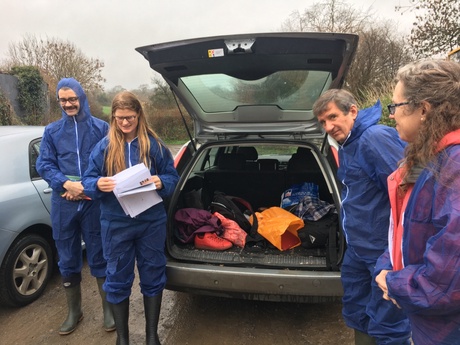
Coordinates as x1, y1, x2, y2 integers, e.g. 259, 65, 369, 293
113, 163, 162, 217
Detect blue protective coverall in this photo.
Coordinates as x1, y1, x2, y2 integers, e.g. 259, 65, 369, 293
36, 78, 109, 285
82, 136, 179, 304
376, 131, 460, 345
338, 100, 411, 344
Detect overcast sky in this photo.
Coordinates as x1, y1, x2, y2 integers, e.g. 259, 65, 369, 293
0, 0, 416, 90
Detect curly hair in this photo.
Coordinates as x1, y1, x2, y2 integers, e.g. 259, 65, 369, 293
105, 91, 163, 176
396, 60, 460, 182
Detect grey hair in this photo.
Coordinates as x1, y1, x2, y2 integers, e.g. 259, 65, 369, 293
313, 89, 357, 117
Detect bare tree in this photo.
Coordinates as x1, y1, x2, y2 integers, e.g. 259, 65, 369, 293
280, 0, 371, 33
3, 34, 105, 92
149, 77, 175, 109
403, 0, 460, 58
280, 0, 412, 102
130, 84, 153, 103
346, 22, 412, 101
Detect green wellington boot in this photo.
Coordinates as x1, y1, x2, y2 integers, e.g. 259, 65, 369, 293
59, 284, 83, 335
96, 277, 116, 332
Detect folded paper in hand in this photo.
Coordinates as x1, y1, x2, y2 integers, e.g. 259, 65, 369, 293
113, 163, 162, 217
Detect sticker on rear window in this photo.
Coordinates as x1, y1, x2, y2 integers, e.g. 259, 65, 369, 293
208, 48, 224, 58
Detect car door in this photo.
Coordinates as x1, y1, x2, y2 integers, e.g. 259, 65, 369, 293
30, 138, 52, 214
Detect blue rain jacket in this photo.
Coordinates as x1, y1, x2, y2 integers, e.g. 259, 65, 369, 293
37, 78, 108, 195
377, 137, 460, 345
82, 135, 179, 302
37, 78, 109, 238
82, 135, 179, 221
338, 100, 406, 259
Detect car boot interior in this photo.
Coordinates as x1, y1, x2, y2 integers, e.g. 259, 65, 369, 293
168, 142, 343, 272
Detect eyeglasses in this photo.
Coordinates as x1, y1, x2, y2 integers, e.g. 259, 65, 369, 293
58, 97, 79, 105
113, 115, 137, 123
387, 102, 409, 115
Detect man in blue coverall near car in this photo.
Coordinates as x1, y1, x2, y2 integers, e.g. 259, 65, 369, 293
313, 89, 411, 345
37, 78, 114, 335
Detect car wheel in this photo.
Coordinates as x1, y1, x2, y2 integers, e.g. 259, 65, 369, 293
0, 234, 53, 307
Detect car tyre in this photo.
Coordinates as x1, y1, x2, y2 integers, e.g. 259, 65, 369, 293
0, 234, 53, 307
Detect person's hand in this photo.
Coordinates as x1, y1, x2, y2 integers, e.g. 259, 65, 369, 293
140, 175, 163, 190
388, 296, 401, 308
62, 181, 85, 200
375, 270, 389, 295
375, 270, 401, 309
97, 177, 116, 192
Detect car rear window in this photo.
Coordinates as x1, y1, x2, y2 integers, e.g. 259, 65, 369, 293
181, 70, 332, 113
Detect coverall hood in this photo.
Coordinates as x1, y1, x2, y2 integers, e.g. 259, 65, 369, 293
345, 99, 382, 147
57, 78, 91, 122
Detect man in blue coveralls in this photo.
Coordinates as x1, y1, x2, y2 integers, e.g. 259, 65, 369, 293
37, 78, 114, 335
313, 89, 411, 345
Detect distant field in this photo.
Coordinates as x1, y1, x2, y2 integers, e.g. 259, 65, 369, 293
102, 106, 111, 115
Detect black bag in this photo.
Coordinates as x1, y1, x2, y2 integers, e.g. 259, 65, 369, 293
297, 212, 338, 248
209, 191, 253, 233
182, 176, 204, 209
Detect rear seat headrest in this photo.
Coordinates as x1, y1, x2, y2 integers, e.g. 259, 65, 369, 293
236, 146, 258, 161
287, 148, 316, 172
217, 153, 245, 170
297, 147, 310, 155
258, 159, 279, 171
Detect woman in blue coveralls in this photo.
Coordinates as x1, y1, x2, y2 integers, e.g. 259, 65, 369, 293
375, 60, 460, 344
83, 91, 179, 345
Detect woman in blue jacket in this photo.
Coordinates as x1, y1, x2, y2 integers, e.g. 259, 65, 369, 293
83, 91, 179, 345
375, 60, 460, 345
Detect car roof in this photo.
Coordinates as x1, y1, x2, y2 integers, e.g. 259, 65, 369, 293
136, 32, 358, 140
0, 126, 45, 184
0, 126, 45, 139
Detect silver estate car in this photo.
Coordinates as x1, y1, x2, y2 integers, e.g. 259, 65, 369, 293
0, 126, 54, 307
136, 32, 358, 302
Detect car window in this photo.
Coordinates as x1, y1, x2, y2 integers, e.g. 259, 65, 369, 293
257, 145, 296, 157
30, 139, 41, 180
181, 70, 332, 113
192, 146, 221, 171
190, 144, 319, 175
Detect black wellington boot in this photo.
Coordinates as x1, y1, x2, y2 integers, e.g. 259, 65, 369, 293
144, 293, 163, 345
96, 277, 116, 332
59, 284, 83, 335
111, 298, 130, 345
